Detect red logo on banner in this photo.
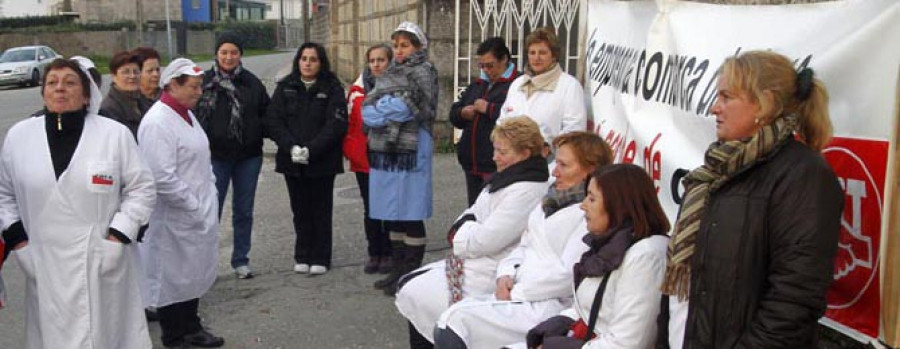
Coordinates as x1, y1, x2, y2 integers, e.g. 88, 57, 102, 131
822, 137, 887, 339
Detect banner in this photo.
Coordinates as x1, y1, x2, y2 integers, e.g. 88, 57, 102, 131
586, 0, 900, 343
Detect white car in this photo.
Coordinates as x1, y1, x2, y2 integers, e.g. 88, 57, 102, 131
0, 45, 62, 87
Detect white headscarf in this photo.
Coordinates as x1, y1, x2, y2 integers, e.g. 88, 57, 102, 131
70, 55, 102, 115
394, 21, 428, 49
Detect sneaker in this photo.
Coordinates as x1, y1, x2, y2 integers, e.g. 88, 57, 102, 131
294, 263, 310, 274
234, 265, 254, 279
310, 265, 328, 275
363, 257, 379, 274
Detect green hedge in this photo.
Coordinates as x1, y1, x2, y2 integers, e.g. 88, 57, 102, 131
213, 21, 277, 50
0, 20, 136, 34
0, 15, 73, 29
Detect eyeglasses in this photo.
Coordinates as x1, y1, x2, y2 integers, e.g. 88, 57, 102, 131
477, 61, 497, 69
117, 68, 141, 76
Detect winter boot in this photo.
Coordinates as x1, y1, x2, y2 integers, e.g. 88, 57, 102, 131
373, 240, 406, 289
384, 244, 426, 296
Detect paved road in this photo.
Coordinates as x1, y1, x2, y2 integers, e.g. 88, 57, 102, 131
0, 52, 470, 348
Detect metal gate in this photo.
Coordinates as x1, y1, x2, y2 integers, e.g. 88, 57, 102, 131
453, 0, 586, 101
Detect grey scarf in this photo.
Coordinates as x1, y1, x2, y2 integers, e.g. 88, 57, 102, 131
542, 181, 587, 217
197, 64, 244, 143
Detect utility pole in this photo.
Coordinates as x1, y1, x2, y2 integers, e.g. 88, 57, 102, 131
136, 0, 144, 46
225, 0, 231, 21
302, 0, 310, 42
165, 0, 173, 61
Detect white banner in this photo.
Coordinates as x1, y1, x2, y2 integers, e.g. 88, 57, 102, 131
586, 0, 900, 343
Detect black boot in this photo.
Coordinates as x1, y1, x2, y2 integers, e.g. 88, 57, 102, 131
373, 240, 406, 289
384, 244, 426, 296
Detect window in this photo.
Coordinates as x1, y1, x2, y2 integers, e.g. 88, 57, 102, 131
192, 0, 201, 9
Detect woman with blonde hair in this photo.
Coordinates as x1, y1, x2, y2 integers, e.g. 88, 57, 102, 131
396, 116, 550, 348
662, 50, 843, 348
432, 131, 613, 349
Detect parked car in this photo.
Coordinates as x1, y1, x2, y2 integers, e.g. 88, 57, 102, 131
0, 45, 61, 87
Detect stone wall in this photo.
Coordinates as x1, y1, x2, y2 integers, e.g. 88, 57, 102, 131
76, 0, 183, 23
0, 29, 214, 59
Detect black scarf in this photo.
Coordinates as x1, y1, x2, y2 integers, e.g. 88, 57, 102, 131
485, 156, 549, 193
574, 223, 636, 288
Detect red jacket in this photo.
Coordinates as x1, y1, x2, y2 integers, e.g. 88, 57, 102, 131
343, 75, 370, 173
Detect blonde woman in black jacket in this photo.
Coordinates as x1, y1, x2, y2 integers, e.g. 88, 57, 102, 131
662, 50, 843, 348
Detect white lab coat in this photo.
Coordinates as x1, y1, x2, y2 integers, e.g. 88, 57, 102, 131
435, 203, 588, 348
0, 114, 156, 349
498, 72, 587, 143
137, 101, 219, 308
395, 180, 548, 343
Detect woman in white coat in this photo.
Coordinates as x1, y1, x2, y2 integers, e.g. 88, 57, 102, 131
137, 58, 224, 348
522, 164, 670, 349
396, 117, 549, 348
498, 27, 586, 146
432, 132, 613, 349
0, 58, 156, 349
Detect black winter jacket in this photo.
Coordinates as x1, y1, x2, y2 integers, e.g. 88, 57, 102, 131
265, 75, 347, 177
449, 68, 519, 175
99, 85, 151, 139
683, 139, 843, 349
196, 68, 271, 161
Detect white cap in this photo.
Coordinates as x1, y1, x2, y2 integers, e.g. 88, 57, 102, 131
159, 57, 204, 88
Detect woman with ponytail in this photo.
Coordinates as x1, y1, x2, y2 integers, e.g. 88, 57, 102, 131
662, 50, 843, 348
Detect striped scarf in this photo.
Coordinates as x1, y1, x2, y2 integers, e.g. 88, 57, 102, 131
661, 115, 797, 301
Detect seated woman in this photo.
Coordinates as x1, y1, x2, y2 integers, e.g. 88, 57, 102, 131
432, 132, 613, 349
520, 164, 670, 349
395, 116, 550, 348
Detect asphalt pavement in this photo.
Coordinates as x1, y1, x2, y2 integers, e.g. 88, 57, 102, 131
0, 52, 470, 348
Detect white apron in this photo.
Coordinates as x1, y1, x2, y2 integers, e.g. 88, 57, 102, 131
435, 204, 589, 348
137, 102, 219, 307
395, 180, 548, 343
0, 115, 155, 349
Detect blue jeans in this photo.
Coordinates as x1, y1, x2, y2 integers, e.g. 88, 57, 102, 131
212, 156, 263, 268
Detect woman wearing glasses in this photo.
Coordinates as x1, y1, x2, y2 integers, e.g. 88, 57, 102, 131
449, 37, 519, 205
100, 50, 151, 139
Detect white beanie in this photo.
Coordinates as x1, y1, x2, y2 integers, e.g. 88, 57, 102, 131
159, 58, 204, 88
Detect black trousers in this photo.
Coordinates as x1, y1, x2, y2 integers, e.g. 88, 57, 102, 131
285, 174, 335, 267
463, 172, 488, 206
158, 298, 202, 346
355, 172, 390, 257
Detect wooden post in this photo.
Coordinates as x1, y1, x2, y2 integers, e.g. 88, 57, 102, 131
882, 71, 900, 347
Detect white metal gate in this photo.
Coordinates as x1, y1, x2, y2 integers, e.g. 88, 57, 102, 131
453, 0, 586, 101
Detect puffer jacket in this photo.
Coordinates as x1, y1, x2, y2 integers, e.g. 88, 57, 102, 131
196, 68, 270, 161
683, 139, 843, 348
265, 74, 347, 177
449, 64, 518, 175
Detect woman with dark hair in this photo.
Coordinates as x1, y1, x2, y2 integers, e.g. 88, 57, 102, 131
498, 27, 586, 147
522, 164, 670, 349
662, 50, 842, 348
100, 50, 151, 138
0, 58, 156, 348
450, 37, 519, 205
195, 33, 271, 280
266, 42, 348, 275
138, 58, 224, 348
365, 21, 439, 294
345, 43, 393, 274
131, 47, 162, 103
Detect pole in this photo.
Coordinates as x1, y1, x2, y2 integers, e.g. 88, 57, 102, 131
136, 0, 143, 46
302, 0, 310, 43
165, 0, 173, 61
